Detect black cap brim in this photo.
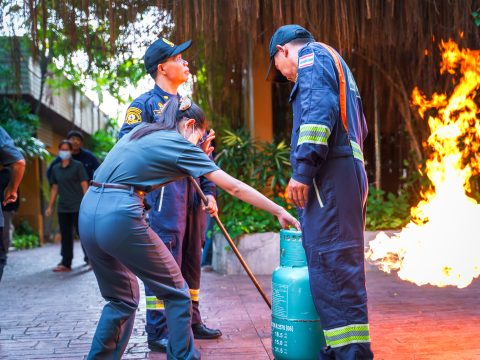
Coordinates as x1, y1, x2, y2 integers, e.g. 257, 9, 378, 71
265, 58, 274, 80
170, 39, 192, 58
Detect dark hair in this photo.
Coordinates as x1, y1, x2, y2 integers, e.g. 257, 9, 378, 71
66, 129, 84, 141
130, 97, 207, 141
150, 70, 157, 79
58, 139, 73, 150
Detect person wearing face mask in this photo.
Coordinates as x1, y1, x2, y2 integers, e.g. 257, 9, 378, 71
46, 130, 99, 266
79, 96, 300, 360
119, 37, 221, 352
46, 140, 89, 272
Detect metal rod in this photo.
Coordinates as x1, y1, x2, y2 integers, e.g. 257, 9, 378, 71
189, 176, 272, 309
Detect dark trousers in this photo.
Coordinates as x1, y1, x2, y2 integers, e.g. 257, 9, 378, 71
58, 212, 88, 268
145, 204, 204, 341
201, 215, 214, 266
0, 227, 4, 281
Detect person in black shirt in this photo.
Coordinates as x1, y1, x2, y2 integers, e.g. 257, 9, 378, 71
47, 130, 99, 265
46, 140, 89, 272
47, 130, 100, 182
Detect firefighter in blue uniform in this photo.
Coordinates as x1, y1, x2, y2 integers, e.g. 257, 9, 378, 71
267, 25, 374, 359
80, 97, 300, 359
118, 37, 221, 352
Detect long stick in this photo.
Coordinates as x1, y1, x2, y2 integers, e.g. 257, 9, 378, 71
189, 177, 272, 309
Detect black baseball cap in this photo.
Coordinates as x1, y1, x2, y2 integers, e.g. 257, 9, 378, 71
66, 129, 84, 141
265, 24, 314, 80
144, 38, 192, 74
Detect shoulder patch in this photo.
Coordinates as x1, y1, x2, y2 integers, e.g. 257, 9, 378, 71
299, 53, 314, 69
125, 107, 142, 125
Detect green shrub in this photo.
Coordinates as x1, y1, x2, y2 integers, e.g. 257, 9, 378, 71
214, 129, 294, 240
12, 234, 39, 250
366, 186, 411, 230
11, 220, 40, 250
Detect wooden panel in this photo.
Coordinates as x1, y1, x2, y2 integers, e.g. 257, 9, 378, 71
252, 45, 273, 142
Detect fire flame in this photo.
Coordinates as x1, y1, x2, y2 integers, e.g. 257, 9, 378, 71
366, 40, 480, 288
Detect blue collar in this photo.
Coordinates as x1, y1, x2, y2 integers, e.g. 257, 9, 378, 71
152, 84, 177, 101
289, 81, 299, 103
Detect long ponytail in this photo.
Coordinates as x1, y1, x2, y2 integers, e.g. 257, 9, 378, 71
130, 96, 206, 141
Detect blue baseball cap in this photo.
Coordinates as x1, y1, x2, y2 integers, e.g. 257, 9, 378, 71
265, 24, 314, 80
144, 38, 192, 74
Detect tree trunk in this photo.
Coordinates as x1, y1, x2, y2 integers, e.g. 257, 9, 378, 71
373, 69, 381, 190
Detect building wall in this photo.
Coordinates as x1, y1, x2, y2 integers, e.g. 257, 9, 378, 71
251, 46, 273, 142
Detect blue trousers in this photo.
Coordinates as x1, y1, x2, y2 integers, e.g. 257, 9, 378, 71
145, 196, 204, 341
79, 187, 200, 360
301, 158, 374, 360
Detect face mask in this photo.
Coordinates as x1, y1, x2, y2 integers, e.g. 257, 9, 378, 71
58, 150, 72, 160
183, 124, 197, 143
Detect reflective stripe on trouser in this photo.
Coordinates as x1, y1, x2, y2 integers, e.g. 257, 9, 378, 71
146, 296, 165, 310
323, 324, 371, 348
79, 187, 200, 360
145, 289, 198, 309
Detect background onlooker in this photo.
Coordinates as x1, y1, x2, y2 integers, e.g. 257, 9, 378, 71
46, 140, 88, 272
47, 130, 100, 182
47, 129, 100, 264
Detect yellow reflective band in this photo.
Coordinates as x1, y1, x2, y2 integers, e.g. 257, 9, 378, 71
323, 324, 371, 348
189, 288, 200, 302
146, 296, 165, 310
350, 140, 364, 162
298, 124, 331, 146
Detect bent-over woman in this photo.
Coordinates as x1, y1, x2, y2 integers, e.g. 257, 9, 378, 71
79, 97, 299, 360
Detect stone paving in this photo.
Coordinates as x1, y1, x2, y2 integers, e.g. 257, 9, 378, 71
0, 241, 480, 359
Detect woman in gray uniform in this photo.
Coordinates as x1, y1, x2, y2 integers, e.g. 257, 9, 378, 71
79, 97, 299, 360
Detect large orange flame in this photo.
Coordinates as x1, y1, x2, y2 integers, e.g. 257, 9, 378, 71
366, 40, 480, 288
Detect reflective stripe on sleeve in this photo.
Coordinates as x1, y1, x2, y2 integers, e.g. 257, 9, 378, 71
350, 140, 364, 162
146, 296, 165, 310
189, 288, 200, 302
323, 324, 371, 348
298, 124, 331, 146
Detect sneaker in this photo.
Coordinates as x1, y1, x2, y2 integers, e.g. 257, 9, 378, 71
53, 264, 71, 272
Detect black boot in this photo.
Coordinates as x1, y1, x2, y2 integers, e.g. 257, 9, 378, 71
192, 323, 222, 339
147, 337, 168, 352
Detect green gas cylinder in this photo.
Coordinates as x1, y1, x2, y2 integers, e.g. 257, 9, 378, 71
271, 229, 325, 359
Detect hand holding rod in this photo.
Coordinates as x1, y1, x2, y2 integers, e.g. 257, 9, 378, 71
188, 176, 272, 309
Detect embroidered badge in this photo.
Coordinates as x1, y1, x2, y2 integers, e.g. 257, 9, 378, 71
299, 53, 314, 69
162, 38, 175, 47
125, 107, 142, 125
153, 102, 164, 115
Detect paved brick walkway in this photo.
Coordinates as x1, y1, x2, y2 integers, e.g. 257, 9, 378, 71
1, 242, 479, 359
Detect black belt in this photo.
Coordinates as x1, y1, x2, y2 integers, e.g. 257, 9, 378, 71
90, 181, 146, 196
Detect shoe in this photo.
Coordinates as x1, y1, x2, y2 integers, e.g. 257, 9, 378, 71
192, 323, 222, 339
53, 264, 71, 272
202, 265, 214, 272
147, 337, 168, 352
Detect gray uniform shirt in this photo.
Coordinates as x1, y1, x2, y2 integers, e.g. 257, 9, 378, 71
93, 127, 219, 189
0, 127, 24, 227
